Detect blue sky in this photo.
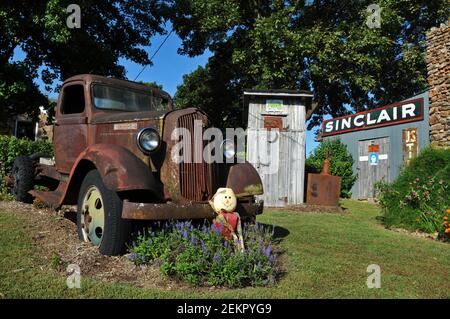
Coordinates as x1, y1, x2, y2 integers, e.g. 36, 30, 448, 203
13, 30, 320, 155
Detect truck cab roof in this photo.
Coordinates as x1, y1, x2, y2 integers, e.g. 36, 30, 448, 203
64, 74, 172, 101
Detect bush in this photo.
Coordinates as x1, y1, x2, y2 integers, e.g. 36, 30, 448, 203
306, 138, 357, 198
376, 147, 450, 234
0, 135, 53, 199
129, 220, 279, 288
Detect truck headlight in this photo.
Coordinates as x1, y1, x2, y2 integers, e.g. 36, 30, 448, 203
137, 128, 160, 153
221, 139, 235, 159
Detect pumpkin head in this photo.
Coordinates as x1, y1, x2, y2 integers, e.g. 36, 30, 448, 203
209, 188, 237, 213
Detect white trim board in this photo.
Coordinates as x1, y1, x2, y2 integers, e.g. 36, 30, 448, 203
244, 91, 314, 98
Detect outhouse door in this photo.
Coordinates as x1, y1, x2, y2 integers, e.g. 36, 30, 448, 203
358, 137, 390, 199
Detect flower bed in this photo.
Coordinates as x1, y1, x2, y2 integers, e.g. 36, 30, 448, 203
129, 220, 280, 287
376, 147, 450, 235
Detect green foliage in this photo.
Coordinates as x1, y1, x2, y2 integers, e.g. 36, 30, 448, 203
306, 139, 357, 198
0, 0, 168, 123
171, 0, 449, 128
0, 136, 53, 171
50, 252, 66, 271
0, 135, 53, 200
130, 220, 279, 288
174, 55, 243, 128
376, 147, 450, 233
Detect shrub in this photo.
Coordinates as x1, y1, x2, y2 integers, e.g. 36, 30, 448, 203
129, 220, 279, 288
0, 135, 53, 199
306, 138, 357, 198
376, 147, 450, 234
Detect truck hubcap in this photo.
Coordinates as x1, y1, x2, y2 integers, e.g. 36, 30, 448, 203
81, 186, 105, 246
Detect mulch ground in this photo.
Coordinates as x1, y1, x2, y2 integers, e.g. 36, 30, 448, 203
0, 201, 215, 291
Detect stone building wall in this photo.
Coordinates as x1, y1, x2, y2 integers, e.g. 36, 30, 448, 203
427, 22, 450, 147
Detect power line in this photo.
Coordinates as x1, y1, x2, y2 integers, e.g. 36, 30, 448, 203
133, 29, 174, 81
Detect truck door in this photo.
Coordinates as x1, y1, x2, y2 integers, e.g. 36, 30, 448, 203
54, 82, 88, 174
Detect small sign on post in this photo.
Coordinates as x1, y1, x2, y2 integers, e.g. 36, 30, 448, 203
403, 128, 418, 165
265, 100, 285, 114
263, 116, 283, 131
368, 144, 379, 153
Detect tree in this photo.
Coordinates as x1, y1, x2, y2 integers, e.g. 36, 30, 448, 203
174, 46, 243, 128
169, 0, 449, 129
0, 0, 168, 123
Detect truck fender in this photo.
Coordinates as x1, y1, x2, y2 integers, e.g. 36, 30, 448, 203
226, 162, 264, 197
62, 144, 163, 205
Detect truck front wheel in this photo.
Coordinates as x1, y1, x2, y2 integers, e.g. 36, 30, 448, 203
77, 170, 130, 256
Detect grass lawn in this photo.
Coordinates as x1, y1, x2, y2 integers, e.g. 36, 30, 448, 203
0, 199, 449, 298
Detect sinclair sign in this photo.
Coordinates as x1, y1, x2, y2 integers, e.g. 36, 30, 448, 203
322, 98, 424, 137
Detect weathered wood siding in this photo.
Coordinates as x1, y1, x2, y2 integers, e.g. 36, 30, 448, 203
246, 98, 306, 207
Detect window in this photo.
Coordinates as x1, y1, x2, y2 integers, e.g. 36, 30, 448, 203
92, 84, 169, 112
61, 85, 85, 114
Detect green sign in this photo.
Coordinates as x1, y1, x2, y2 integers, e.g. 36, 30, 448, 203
266, 99, 284, 114
322, 98, 424, 137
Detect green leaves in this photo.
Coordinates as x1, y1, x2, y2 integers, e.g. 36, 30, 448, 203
378, 147, 450, 234
171, 0, 449, 127
0, 0, 168, 122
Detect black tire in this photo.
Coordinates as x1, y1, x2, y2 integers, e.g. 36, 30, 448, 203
77, 170, 131, 256
242, 216, 257, 230
10, 156, 35, 203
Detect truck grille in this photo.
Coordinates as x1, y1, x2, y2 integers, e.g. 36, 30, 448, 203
177, 112, 216, 201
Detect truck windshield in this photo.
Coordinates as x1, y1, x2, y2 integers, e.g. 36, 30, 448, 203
92, 84, 169, 112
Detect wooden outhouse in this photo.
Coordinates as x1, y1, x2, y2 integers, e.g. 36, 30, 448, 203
244, 90, 314, 207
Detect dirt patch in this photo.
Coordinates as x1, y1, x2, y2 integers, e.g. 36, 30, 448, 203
285, 204, 344, 214
389, 227, 439, 241
0, 201, 219, 291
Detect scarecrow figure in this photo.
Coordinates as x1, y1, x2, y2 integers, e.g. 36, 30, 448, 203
209, 188, 245, 252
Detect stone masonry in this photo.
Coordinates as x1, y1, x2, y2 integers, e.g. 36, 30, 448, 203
427, 22, 450, 147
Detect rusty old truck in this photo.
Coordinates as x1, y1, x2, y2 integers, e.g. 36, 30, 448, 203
9, 74, 264, 255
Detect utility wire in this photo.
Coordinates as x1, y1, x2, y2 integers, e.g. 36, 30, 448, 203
133, 29, 174, 81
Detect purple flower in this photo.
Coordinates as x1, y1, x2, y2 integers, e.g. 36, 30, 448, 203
183, 230, 188, 239
416, 178, 420, 182
128, 253, 137, 261
213, 254, 221, 263
269, 254, 276, 263
264, 246, 272, 257
212, 223, 223, 235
